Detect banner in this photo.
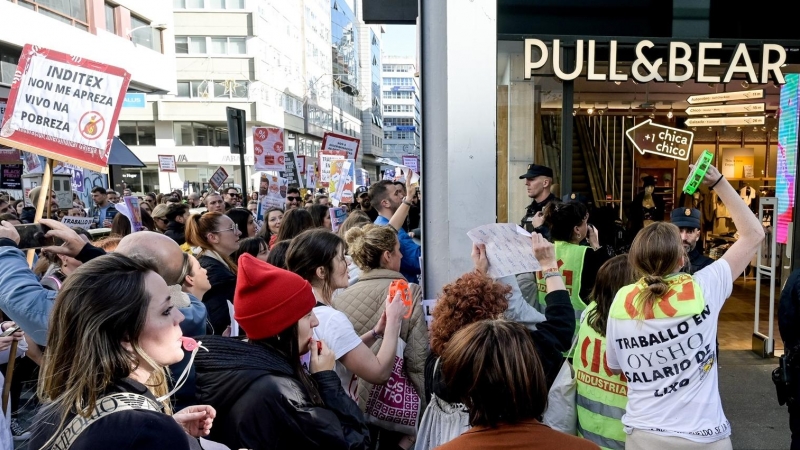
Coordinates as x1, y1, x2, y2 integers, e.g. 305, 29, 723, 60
0, 100, 22, 164
0, 164, 23, 189
61, 216, 94, 229
402, 155, 419, 174
329, 207, 347, 233
258, 173, 288, 210
158, 155, 177, 172
322, 132, 360, 161
253, 126, 285, 171
329, 159, 355, 206
279, 152, 303, 188
318, 150, 346, 188
208, 166, 228, 191
0, 44, 131, 172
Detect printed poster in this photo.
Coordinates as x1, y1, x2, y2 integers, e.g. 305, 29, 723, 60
258, 173, 288, 210
279, 152, 303, 188
253, 126, 285, 171
124, 196, 143, 231
321, 132, 360, 161
61, 215, 94, 229
158, 155, 177, 172
0, 44, 131, 172
305, 164, 317, 190
329, 159, 355, 206
329, 207, 347, 233
402, 155, 419, 174
317, 150, 346, 188
208, 166, 228, 191
0, 100, 22, 164
0, 164, 23, 189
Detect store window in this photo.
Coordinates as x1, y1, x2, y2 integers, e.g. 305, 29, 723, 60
0, 44, 19, 85
7, 0, 88, 30
173, 122, 229, 146
118, 121, 156, 146
131, 15, 162, 53
104, 2, 116, 34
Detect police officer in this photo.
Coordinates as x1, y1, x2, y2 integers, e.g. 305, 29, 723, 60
779, 267, 800, 450
520, 164, 556, 234
670, 207, 713, 274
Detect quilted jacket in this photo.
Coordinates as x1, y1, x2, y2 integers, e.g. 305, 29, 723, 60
333, 268, 429, 413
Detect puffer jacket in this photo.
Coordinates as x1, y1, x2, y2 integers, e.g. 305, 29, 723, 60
333, 268, 429, 413
194, 336, 370, 450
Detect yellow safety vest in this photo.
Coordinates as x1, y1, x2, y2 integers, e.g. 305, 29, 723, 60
537, 240, 588, 323
575, 302, 628, 450
609, 274, 706, 321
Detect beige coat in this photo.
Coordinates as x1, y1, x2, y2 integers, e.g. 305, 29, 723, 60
333, 268, 429, 413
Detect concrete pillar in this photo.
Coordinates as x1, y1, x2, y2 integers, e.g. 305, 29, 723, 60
420, 0, 497, 298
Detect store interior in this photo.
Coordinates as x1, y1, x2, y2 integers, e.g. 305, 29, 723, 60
498, 43, 795, 355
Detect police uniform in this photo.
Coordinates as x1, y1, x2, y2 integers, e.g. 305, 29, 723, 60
670, 207, 713, 274
520, 164, 556, 234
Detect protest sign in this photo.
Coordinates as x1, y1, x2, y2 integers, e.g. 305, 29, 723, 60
22, 151, 43, 173
279, 152, 303, 188
354, 168, 370, 187
402, 155, 419, 174
158, 155, 177, 172
321, 132, 360, 161
0, 100, 22, 164
383, 169, 395, 180
329, 207, 347, 233
0, 164, 23, 190
0, 45, 131, 172
421, 299, 438, 329
317, 150, 346, 188
297, 155, 306, 173
466, 223, 542, 278
253, 126, 285, 171
258, 174, 288, 210
329, 159, 355, 206
306, 164, 317, 189
208, 166, 228, 191
61, 216, 94, 229
124, 196, 143, 231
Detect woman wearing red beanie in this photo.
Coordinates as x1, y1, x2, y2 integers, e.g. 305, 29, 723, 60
193, 253, 370, 450
286, 229, 407, 405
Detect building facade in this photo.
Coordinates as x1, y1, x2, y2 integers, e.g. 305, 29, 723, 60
381, 55, 420, 164
355, 1, 385, 179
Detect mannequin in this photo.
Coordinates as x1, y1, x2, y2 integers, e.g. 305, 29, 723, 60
628, 175, 665, 240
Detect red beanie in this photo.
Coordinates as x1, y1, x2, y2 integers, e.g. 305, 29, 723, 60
234, 253, 316, 340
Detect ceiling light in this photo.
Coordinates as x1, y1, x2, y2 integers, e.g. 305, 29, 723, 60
598, 108, 605, 115
587, 107, 594, 115
667, 104, 673, 119
649, 113, 655, 119
753, 127, 758, 132
692, 127, 697, 131
762, 126, 767, 131
774, 126, 778, 132
676, 82, 683, 88
707, 127, 713, 131
741, 80, 749, 89
736, 126, 742, 131
614, 80, 621, 86
573, 109, 577, 116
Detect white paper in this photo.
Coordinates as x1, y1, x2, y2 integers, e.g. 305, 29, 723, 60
421, 299, 437, 329
466, 223, 541, 278
61, 215, 94, 229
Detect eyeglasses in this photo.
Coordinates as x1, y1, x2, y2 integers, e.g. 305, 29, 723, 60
212, 223, 239, 234
287, 196, 300, 201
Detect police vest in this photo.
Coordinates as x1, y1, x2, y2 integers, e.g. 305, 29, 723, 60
609, 274, 706, 321
537, 240, 588, 322
575, 302, 628, 450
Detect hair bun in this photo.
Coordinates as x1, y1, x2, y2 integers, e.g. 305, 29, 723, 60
643, 275, 663, 286
344, 226, 365, 246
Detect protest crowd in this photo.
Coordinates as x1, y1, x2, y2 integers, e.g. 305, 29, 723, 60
0, 155, 774, 450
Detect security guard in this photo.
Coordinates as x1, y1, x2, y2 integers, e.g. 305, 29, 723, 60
520, 164, 556, 234
670, 207, 713, 274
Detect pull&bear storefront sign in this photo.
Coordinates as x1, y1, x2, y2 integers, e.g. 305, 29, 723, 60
524, 39, 787, 85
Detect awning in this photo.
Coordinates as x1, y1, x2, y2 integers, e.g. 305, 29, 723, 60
109, 137, 146, 168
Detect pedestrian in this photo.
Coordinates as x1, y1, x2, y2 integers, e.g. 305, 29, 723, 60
605, 164, 763, 449
151, 204, 170, 233
272, 207, 314, 249
0, 322, 27, 446
226, 207, 256, 239
257, 207, 283, 244
165, 203, 191, 245
194, 254, 370, 449
436, 320, 598, 450
285, 187, 302, 211
519, 164, 556, 235
670, 207, 714, 274
233, 236, 269, 263
369, 175, 419, 283
266, 240, 291, 269
204, 193, 225, 214
27, 253, 216, 449
185, 212, 242, 335
90, 187, 118, 228
308, 204, 331, 230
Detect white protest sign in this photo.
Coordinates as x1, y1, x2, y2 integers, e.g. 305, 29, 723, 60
421, 299, 438, 329
466, 223, 541, 278
158, 155, 177, 172
0, 45, 131, 172
61, 215, 94, 229
402, 155, 419, 173
317, 150, 346, 188
208, 166, 228, 191
321, 132, 360, 160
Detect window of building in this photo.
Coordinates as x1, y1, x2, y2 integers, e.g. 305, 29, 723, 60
131, 15, 162, 52
174, 0, 244, 9
118, 121, 156, 146
104, 3, 116, 34
173, 122, 229, 146
0, 44, 20, 85
175, 36, 245, 55
383, 90, 413, 99
385, 118, 414, 126
382, 77, 413, 86
384, 104, 414, 113
8, 0, 88, 30
176, 80, 249, 99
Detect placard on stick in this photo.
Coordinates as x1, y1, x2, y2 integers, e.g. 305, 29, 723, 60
0, 45, 131, 173
208, 166, 228, 191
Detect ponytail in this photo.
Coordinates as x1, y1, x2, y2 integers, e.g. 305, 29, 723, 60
185, 212, 237, 273
627, 222, 684, 321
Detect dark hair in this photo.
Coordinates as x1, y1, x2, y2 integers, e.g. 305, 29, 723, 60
286, 229, 343, 302
307, 204, 329, 228
91, 186, 107, 195
587, 255, 634, 336
226, 208, 254, 238
627, 222, 684, 321
275, 208, 314, 243
110, 213, 131, 237
139, 208, 155, 233
287, 187, 300, 195
543, 200, 588, 242
252, 323, 322, 406
234, 236, 267, 262
258, 207, 284, 241
0, 213, 19, 222
314, 195, 328, 205
368, 180, 394, 211
165, 203, 189, 222
441, 320, 548, 428
266, 240, 291, 269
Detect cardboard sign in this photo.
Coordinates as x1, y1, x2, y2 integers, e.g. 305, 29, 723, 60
208, 166, 228, 191
0, 100, 22, 164
279, 152, 303, 188
61, 216, 94, 229
305, 164, 316, 190
0, 164, 23, 189
321, 132, 360, 161
158, 154, 177, 172
402, 155, 419, 174
124, 196, 143, 231
297, 155, 306, 173
0, 45, 131, 172
253, 126, 285, 171
329, 207, 347, 233
317, 150, 346, 188
329, 159, 355, 206
258, 174, 288, 210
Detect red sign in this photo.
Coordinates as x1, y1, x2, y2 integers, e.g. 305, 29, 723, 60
321, 132, 360, 161
0, 45, 131, 172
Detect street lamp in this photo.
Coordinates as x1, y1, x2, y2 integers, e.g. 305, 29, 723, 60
126, 23, 168, 37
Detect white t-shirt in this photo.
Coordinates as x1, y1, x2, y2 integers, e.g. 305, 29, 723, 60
311, 305, 363, 401
606, 259, 732, 443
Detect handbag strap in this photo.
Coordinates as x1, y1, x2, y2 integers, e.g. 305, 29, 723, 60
50, 392, 162, 450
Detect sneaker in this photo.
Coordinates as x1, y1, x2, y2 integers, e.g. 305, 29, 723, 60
10, 418, 31, 441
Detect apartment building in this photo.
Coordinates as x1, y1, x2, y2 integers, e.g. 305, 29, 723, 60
381, 55, 420, 164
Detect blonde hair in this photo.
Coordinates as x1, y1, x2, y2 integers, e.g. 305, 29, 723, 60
338, 210, 371, 241
151, 204, 169, 219
627, 222, 684, 320
345, 224, 398, 271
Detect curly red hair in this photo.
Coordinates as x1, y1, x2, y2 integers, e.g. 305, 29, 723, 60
430, 271, 511, 356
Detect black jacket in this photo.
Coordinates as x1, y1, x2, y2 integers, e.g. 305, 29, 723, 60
194, 336, 370, 450
686, 246, 714, 275
198, 255, 235, 334
424, 289, 575, 404
522, 193, 557, 236
165, 221, 186, 245
28, 378, 198, 450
